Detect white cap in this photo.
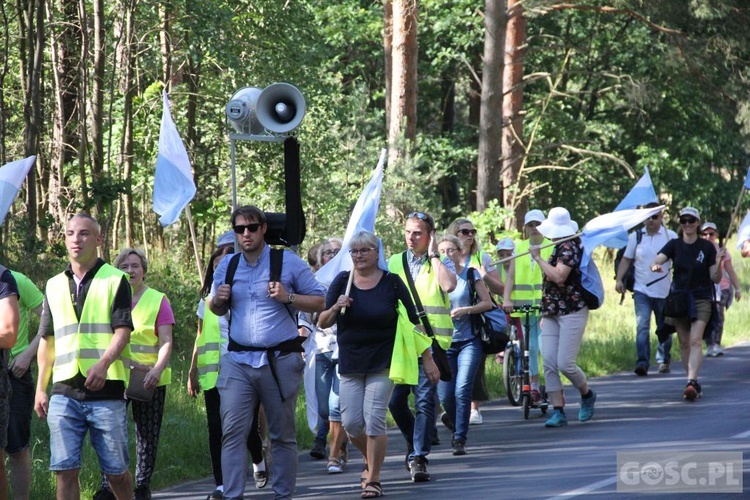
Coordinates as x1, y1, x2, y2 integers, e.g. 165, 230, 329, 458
700, 221, 717, 232
496, 238, 515, 251
679, 207, 700, 220
524, 209, 546, 225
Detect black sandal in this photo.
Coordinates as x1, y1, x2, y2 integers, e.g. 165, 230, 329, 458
361, 481, 383, 498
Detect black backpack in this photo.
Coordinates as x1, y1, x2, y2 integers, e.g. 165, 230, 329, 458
614, 229, 643, 292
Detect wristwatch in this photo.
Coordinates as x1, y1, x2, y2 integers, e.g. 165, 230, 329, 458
429, 253, 441, 260
287, 293, 296, 304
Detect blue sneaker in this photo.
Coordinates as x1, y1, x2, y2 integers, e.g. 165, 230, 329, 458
544, 409, 568, 427
579, 389, 597, 422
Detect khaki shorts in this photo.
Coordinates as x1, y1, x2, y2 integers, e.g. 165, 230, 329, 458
665, 299, 712, 327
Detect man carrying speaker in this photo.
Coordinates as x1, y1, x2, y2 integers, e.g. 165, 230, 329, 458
209, 205, 325, 500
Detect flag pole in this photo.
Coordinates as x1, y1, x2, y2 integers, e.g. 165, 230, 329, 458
184, 204, 204, 280
340, 269, 355, 316
724, 187, 746, 245
490, 232, 582, 267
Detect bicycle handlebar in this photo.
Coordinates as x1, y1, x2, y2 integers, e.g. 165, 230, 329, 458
511, 305, 541, 313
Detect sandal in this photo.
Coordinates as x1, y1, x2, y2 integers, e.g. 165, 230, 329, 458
327, 457, 344, 474
361, 481, 383, 498
360, 464, 369, 489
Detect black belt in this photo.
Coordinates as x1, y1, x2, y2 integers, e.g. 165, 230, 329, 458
228, 336, 305, 401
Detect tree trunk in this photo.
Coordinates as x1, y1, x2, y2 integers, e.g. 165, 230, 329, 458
91, 0, 106, 230
476, 0, 506, 211
0, 1, 9, 165
383, 0, 392, 133
121, 0, 136, 247
502, 0, 527, 230
387, 0, 418, 168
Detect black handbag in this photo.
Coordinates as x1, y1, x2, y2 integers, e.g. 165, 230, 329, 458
400, 254, 452, 382
665, 290, 690, 318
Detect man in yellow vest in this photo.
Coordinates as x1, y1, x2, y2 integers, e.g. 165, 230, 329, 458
34, 214, 134, 500
0, 265, 20, 500
388, 211, 455, 482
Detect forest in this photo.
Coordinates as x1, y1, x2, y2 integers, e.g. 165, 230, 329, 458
1, 0, 749, 265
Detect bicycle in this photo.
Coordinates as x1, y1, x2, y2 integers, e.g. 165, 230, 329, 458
502, 304, 548, 419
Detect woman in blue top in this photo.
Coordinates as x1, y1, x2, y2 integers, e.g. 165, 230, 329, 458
436, 234, 493, 456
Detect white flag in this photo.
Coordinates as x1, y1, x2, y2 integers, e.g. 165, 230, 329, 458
153, 91, 196, 226
0, 155, 36, 227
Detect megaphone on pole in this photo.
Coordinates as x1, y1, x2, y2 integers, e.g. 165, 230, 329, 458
256, 83, 306, 134
225, 87, 265, 135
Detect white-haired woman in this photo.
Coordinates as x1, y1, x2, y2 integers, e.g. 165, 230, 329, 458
529, 208, 596, 428
318, 230, 437, 499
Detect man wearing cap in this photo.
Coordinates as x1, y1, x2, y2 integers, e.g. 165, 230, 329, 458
502, 209, 552, 401
615, 203, 677, 375
700, 222, 741, 357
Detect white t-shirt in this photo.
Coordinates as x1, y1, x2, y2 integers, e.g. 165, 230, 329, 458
623, 226, 678, 298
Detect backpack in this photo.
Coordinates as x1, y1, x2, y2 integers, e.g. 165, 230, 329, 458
613, 229, 643, 293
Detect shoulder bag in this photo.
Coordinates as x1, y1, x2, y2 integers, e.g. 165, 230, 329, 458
467, 268, 509, 354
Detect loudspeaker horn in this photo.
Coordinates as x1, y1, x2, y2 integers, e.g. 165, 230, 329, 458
225, 86, 264, 134
256, 83, 306, 134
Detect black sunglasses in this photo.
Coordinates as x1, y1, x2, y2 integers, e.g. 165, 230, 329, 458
458, 228, 478, 236
679, 217, 697, 225
233, 223, 262, 234
406, 211, 434, 229
648, 214, 660, 220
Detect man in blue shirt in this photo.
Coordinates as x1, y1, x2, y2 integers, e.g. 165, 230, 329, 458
210, 205, 325, 500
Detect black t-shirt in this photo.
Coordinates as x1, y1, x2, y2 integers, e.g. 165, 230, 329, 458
326, 270, 419, 376
659, 238, 717, 300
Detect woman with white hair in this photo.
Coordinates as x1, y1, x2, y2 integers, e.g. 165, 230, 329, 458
529, 208, 596, 428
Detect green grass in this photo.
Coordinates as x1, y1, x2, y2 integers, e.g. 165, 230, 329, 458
23, 243, 750, 497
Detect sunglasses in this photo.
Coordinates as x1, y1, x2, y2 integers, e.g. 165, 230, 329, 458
702, 231, 718, 237
406, 211, 434, 229
458, 228, 478, 236
233, 223, 262, 234
649, 214, 660, 220
679, 217, 697, 225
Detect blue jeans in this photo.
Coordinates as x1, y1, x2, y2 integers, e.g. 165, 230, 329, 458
314, 352, 341, 446
388, 359, 437, 459
437, 337, 482, 443
634, 291, 672, 367
47, 395, 129, 474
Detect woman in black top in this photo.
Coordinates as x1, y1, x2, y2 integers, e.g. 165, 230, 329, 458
318, 230, 438, 498
651, 207, 723, 401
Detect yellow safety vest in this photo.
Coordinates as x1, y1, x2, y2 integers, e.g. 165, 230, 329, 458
129, 288, 171, 386
46, 264, 129, 384
196, 304, 223, 390
510, 238, 553, 316
388, 253, 453, 350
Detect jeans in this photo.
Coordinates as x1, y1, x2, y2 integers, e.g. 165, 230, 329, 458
634, 291, 672, 367
388, 359, 437, 459
47, 395, 129, 474
313, 352, 341, 446
437, 337, 482, 443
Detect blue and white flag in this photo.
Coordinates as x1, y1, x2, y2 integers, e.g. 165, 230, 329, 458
314, 149, 388, 287
603, 167, 659, 248
580, 206, 665, 307
153, 91, 196, 227
736, 211, 750, 249
0, 155, 36, 227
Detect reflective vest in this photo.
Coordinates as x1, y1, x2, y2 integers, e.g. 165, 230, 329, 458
46, 264, 129, 384
388, 253, 453, 350
196, 304, 223, 390
129, 288, 171, 386
510, 238, 553, 317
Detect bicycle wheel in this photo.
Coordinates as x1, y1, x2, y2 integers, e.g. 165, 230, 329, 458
503, 345, 522, 406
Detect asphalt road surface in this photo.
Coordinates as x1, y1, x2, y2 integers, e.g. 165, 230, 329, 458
154, 341, 750, 499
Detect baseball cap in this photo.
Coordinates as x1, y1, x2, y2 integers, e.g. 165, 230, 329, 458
496, 238, 515, 251
679, 207, 700, 220
700, 222, 717, 233
217, 230, 235, 247
524, 209, 545, 225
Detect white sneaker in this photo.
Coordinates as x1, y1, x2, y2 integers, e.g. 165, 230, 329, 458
706, 345, 715, 357
714, 345, 724, 356
469, 409, 483, 425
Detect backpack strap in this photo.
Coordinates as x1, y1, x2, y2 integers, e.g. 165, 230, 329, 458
401, 252, 435, 338
225, 253, 242, 289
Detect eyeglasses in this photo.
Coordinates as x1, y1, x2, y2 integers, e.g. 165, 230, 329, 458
649, 214, 660, 220
458, 228, 478, 236
321, 249, 340, 257
679, 217, 697, 225
526, 221, 541, 228
233, 223, 262, 234
349, 247, 376, 256
439, 247, 459, 254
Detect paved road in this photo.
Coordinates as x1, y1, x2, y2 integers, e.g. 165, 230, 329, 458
154, 342, 750, 499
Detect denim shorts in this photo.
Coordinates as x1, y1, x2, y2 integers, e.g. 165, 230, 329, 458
47, 395, 130, 474
6, 370, 33, 453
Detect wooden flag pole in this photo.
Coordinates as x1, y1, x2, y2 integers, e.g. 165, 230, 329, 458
490, 232, 582, 267
723, 187, 746, 246
185, 204, 204, 280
